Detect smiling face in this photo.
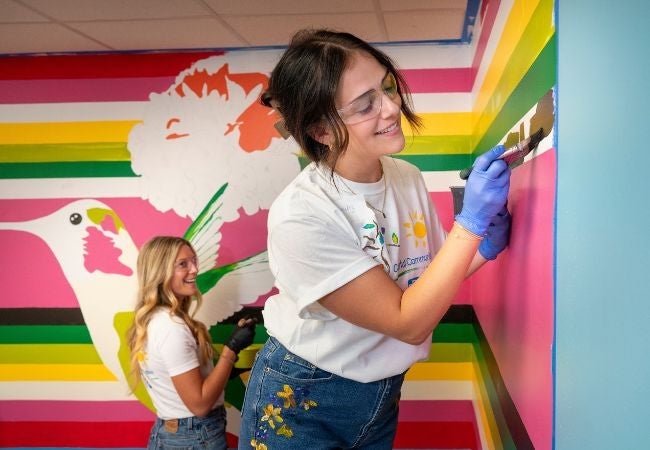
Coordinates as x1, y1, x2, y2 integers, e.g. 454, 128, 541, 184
170, 244, 199, 298
334, 51, 405, 178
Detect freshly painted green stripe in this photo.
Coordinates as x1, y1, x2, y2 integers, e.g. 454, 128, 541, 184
473, 33, 557, 156
0, 325, 92, 344
0, 142, 131, 163
0, 343, 102, 364
0, 161, 137, 178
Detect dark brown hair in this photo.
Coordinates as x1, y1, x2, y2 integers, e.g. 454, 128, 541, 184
261, 28, 422, 169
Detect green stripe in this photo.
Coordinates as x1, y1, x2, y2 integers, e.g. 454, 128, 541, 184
0, 325, 92, 344
473, 33, 557, 156
402, 135, 473, 155
395, 154, 473, 171
427, 342, 475, 363
0, 343, 102, 363
0, 161, 137, 178
0, 142, 131, 163
210, 324, 269, 344
432, 322, 477, 343
298, 154, 471, 172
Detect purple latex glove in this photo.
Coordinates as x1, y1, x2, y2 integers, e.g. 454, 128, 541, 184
456, 145, 511, 236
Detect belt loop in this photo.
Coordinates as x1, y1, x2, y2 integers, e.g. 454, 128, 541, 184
187, 415, 193, 429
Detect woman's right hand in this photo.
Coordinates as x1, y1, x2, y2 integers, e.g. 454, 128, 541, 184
456, 145, 511, 237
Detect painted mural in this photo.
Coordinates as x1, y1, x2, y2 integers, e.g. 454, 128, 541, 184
0, 0, 556, 449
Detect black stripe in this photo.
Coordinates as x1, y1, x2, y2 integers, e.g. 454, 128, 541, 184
0, 308, 85, 325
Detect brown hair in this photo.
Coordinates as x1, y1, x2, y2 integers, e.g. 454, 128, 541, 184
261, 28, 422, 171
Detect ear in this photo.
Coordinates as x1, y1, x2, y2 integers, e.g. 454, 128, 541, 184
309, 123, 332, 147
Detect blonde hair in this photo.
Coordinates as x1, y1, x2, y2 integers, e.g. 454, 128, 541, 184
126, 236, 212, 392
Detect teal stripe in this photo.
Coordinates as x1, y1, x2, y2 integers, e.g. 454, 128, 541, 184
0, 161, 137, 178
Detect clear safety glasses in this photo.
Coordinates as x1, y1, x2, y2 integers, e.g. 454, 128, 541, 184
337, 72, 399, 125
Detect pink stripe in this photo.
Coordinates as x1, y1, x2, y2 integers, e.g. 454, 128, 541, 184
0, 400, 155, 422
471, 149, 556, 450
399, 400, 476, 422
0, 77, 175, 103
401, 68, 473, 93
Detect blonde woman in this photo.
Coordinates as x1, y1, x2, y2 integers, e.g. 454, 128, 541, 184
127, 236, 256, 450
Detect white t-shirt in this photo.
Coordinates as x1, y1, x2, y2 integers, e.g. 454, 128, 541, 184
263, 156, 447, 383
139, 308, 222, 419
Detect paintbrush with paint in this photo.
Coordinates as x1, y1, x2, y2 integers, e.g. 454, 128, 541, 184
459, 127, 545, 180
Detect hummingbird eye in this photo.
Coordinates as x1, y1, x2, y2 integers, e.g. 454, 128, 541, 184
69, 213, 83, 225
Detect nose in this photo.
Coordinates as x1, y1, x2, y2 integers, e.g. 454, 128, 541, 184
380, 91, 401, 118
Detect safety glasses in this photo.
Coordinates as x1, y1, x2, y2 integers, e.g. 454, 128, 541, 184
337, 72, 399, 125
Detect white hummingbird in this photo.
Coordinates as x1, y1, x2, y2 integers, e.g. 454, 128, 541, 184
0, 199, 138, 386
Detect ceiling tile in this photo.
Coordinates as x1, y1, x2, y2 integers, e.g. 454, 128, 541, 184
385, 9, 466, 42
203, 0, 375, 15
379, 0, 467, 11
70, 18, 246, 51
227, 13, 386, 47
0, 23, 108, 54
19, 0, 210, 21
0, 0, 49, 22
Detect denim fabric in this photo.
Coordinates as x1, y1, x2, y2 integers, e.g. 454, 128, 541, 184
148, 405, 227, 450
239, 337, 405, 449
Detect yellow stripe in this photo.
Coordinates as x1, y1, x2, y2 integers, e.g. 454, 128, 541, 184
472, 0, 555, 138
0, 121, 140, 144
0, 363, 117, 381
402, 112, 473, 136
405, 361, 475, 380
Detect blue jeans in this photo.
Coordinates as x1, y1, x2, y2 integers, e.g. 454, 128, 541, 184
148, 405, 227, 450
239, 337, 405, 449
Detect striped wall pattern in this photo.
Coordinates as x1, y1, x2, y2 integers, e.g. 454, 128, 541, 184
0, 0, 556, 448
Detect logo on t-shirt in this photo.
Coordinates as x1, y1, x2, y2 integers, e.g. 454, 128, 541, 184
403, 210, 428, 249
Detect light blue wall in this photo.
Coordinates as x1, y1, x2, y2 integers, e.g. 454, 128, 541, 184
556, 2, 650, 448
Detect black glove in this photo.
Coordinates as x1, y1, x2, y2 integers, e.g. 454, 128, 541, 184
225, 317, 257, 355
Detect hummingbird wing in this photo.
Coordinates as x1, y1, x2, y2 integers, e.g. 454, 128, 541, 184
184, 182, 228, 273
184, 184, 274, 325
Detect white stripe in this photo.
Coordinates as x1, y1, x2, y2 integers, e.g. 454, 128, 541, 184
423, 170, 468, 192
401, 379, 475, 400
0, 381, 135, 401
0, 101, 148, 123
411, 92, 471, 112
0, 177, 144, 199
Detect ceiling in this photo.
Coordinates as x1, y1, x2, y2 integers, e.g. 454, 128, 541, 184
0, 0, 472, 55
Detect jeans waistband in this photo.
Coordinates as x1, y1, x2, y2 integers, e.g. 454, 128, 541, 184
160, 405, 223, 433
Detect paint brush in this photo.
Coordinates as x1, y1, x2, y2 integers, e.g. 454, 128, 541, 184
459, 127, 545, 180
